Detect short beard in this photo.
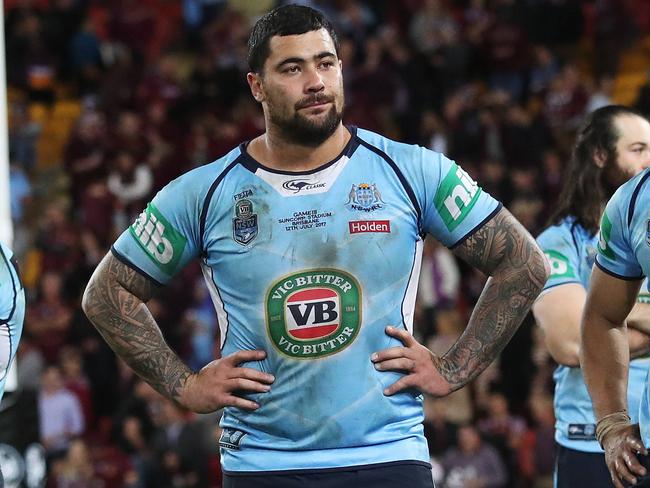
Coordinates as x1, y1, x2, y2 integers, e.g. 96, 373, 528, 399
270, 102, 343, 148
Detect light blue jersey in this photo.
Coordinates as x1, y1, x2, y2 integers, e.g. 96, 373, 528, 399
112, 127, 501, 472
538, 218, 650, 453
0, 242, 25, 402
595, 168, 650, 446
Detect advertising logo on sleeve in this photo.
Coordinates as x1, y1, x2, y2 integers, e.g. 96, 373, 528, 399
266, 269, 361, 359
598, 212, 616, 260
544, 250, 575, 279
434, 163, 481, 231
129, 203, 187, 275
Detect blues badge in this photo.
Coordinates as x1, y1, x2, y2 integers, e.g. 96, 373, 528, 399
233, 198, 258, 245
346, 183, 385, 212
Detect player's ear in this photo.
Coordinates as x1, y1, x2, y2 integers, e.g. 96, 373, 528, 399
247, 72, 265, 103
594, 149, 607, 168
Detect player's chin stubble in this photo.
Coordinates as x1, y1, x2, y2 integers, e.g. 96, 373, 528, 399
270, 100, 343, 148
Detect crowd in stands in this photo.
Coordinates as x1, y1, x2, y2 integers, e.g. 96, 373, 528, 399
5, 0, 650, 486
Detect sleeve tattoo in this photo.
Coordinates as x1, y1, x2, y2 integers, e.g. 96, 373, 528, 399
82, 253, 193, 402
442, 208, 550, 390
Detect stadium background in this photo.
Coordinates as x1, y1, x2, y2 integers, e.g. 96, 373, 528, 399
3, 0, 650, 486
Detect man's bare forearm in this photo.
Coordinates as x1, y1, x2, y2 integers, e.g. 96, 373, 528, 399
582, 312, 629, 418
82, 253, 192, 402
444, 209, 550, 390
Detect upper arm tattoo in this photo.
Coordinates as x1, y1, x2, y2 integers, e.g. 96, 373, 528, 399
438, 208, 550, 389
82, 253, 193, 401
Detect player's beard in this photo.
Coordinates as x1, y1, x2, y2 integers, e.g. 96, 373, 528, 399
602, 158, 635, 198
268, 94, 344, 147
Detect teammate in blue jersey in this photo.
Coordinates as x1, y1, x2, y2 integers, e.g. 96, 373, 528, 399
533, 106, 650, 488
0, 241, 24, 402
82, 5, 549, 487
582, 160, 650, 488
0, 241, 25, 486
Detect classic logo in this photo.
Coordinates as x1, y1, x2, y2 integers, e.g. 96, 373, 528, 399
232, 199, 258, 245
349, 220, 391, 234
129, 203, 187, 275
434, 164, 481, 231
282, 179, 326, 194
598, 212, 615, 260
345, 183, 385, 212
266, 269, 362, 359
544, 250, 575, 279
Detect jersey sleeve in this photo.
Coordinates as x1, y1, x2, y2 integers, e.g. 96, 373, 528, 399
419, 149, 502, 248
112, 176, 201, 285
536, 225, 582, 292
595, 189, 644, 280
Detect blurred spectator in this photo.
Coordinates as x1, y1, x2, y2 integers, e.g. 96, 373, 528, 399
151, 400, 211, 487
16, 335, 46, 391
528, 46, 560, 96
478, 391, 527, 487
517, 394, 555, 488
442, 424, 507, 488
184, 280, 218, 370
64, 111, 109, 206
52, 438, 103, 488
9, 161, 32, 224
423, 397, 458, 458
27, 271, 74, 363
38, 365, 84, 456
586, 76, 615, 113
35, 200, 82, 273
69, 17, 104, 94
6, 11, 58, 103
9, 102, 41, 174
107, 150, 153, 225
59, 346, 94, 433
417, 239, 460, 342
80, 182, 117, 246
482, 0, 530, 101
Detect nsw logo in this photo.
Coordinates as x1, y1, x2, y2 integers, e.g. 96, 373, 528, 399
282, 179, 326, 194
129, 203, 187, 275
232, 199, 258, 246
345, 183, 385, 212
266, 269, 362, 359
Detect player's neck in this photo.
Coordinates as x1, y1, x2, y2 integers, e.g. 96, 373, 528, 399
249, 124, 350, 172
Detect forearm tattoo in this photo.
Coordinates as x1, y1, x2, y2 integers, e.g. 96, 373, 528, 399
442, 208, 550, 390
82, 253, 192, 401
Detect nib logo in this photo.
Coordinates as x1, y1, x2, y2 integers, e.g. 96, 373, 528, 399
129, 203, 187, 275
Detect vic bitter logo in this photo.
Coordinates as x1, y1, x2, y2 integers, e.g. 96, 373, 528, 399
266, 270, 361, 359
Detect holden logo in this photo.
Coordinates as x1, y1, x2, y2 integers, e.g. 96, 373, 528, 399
266, 269, 362, 359
282, 179, 326, 194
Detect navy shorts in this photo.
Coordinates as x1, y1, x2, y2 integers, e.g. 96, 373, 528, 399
223, 461, 435, 488
555, 445, 613, 488
556, 445, 650, 488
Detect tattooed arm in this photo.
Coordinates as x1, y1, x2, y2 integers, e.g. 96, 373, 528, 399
372, 208, 550, 396
82, 252, 274, 413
